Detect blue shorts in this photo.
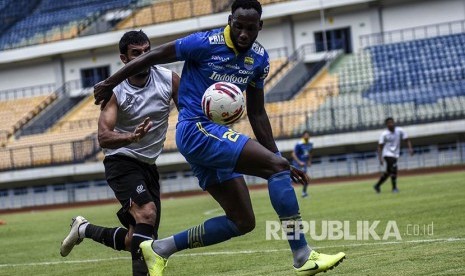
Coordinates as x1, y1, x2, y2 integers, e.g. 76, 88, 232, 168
292, 160, 308, 173
176, 119, 250, 190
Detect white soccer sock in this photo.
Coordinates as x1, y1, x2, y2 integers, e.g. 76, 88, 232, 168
78, 222, 89, 238
151, 236, 177, 259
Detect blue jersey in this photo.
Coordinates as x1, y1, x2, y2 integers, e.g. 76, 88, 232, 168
175, 26, 270, 121
294, 140, 313, 163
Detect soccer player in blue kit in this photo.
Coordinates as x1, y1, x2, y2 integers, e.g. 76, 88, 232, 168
94, 1, 345, 274
292, 130, 313, 198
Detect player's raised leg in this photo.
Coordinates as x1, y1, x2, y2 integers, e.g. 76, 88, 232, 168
235, 139, 345, 274
60, 216, 130, 257
141, 177, 254, 275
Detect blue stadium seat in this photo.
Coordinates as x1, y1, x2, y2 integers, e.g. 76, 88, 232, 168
0, 0, 136, 49
365, 33, 465, 104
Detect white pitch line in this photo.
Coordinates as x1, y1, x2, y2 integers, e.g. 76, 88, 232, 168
0, 237, 463, 268
202, 208, 223, 216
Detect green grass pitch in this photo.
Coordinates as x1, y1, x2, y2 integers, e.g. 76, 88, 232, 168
0, 171, 464, 275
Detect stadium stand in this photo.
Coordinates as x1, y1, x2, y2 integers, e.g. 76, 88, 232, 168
366, 33, 465, 103
223, 32, 465, 138
303, 33, 465, 135
0, 0, 294, 50
117, 0, 292, 30
0, 93, 57, 143
0, 0, 135, 49
0, 95, 100, 170
116, 0, 230, 29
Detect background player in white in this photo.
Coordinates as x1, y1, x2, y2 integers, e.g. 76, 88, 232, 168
60, 30, 179, 276
374, 117, 413, 193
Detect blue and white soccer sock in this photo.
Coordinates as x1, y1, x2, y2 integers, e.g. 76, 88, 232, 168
268, 169, 310, 267
152, 215, 241, 258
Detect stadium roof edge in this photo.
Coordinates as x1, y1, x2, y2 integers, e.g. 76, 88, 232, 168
0, 0, 374, 65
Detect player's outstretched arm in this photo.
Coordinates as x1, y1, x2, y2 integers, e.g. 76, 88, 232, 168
94, 41, 177, 109
377, 144, 384, 165
98, 94, 152, 149
245, 85, 278, 153
406, 138, 414, 156
291, 150, 304, 166
246, 85, 309, 185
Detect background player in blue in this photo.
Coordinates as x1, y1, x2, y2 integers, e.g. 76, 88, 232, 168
94, 1, 345, 275
292, 130, 313, 198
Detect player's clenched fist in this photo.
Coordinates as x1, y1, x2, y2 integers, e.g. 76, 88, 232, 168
94, 80, 114, 110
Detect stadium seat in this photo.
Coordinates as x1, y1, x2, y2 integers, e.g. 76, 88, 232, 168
0, 0, 133, 49
0, 93, 57, 138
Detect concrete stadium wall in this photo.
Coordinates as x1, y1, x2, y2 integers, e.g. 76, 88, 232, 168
381, 0, 465, 32
0, 59, 59, 91
292, 5, 380, 52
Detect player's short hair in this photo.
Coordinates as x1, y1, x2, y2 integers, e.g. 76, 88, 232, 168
302, 130, 310, 136
385, 117, 394, 124
231, 0, 262, 17
119, 30, 150, 54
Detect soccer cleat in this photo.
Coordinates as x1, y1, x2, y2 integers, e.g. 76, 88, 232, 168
60, 216, 88, 257
373, 184, 380, 194
140, 240, 168, 276
392, 188, 399, 193
302, 192, 309, 198
294, 250, 345, 275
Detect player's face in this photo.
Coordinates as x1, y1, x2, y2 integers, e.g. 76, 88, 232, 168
120, 42, 151, 77
228, 8, 263, 52
303, 132, 310, 141
386, 120, 395, 131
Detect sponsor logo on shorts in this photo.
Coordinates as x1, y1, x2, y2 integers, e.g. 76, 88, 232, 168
136, 184, 145, 194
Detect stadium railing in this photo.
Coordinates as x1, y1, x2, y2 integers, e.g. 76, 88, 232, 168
16, 80, 91, 136
159, 84, 464, 144
0, 134, 100, 171
1, 142, 463, 210
266, 43, 342, 102
359, 19, 465, 47
0, 83, 56, 101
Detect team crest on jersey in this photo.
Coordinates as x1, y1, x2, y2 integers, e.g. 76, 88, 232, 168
122, 94, 135, 109
251, 42, 265, 56
244, 56, 254, 70
208, 34, 225, 44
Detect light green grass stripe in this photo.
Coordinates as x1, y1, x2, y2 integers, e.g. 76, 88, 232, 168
1, 237, 463, 268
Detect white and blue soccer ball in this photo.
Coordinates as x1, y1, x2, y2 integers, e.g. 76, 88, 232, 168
201, 82, 245, 125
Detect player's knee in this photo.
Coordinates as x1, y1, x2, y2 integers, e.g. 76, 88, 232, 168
236, 219, 255, 234
131, 202, 157, 225
233, 214, 255, 234
124, 233, 132, 251
266, 156, 290, 178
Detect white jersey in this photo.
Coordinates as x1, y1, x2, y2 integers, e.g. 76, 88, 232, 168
378, 127, 408, 158
103, 66, 173, 164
